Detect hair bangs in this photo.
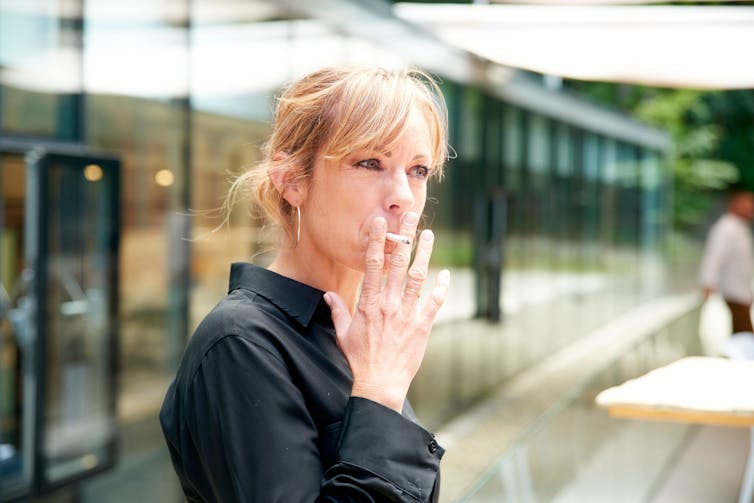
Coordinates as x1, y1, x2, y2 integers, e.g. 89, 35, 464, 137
321, 73, 421, 162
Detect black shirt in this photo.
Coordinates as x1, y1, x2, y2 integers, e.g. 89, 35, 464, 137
160, 263, 444, 502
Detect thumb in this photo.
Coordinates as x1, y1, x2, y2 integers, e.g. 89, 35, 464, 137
323, 292, 351, 341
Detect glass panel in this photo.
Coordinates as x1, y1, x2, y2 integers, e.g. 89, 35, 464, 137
503, 106, 521, 190
600, 139, 619, 316
581, 133, 601, 245
85, 0, 190, 424
191, 18, 287, 115
459, 308, 703, 502
189, 2, 284, 329
35, 153, 117, 486
0, 152, 33, 500
459, 88, 482, 162
429, 81, 473, 273
639, 151, 666, 298
526, 114, 551, 272
481, 96, 501, 187
641, 153, 663, 242
527, 114, 549, 182
555, 123, 573, 178
0, 0, 82, 137
84, 0, 187, 99
615, 144, 639, 236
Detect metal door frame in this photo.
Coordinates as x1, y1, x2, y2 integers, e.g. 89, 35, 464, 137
0, 137, 120, 500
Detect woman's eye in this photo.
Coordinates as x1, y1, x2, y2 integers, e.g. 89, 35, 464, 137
356, 158, 382, 170
409, 165, 430, 179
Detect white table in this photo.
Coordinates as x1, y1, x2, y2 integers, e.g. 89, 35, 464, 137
596, 357, 754, 503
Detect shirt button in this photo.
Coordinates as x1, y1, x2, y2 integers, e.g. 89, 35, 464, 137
428, 439, 438, 454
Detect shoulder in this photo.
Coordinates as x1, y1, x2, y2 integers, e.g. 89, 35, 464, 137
711, 215, 743, 237
177, 289, 298, 386
204, 287, 298, 342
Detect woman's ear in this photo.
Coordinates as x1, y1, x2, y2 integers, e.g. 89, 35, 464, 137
269, 152, 307, 207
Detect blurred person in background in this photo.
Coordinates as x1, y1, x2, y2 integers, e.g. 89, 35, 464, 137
700, 189, 754, 336
160, 66, 451, 502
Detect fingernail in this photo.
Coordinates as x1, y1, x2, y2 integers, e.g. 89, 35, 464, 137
372, 217, 386, 232
404, 212, 419, 225
422, 229, 434, 242
439, 269, 450, 283
323, 293, 332, 305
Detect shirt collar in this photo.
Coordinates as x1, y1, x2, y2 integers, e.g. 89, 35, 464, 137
228, 262, 332, 328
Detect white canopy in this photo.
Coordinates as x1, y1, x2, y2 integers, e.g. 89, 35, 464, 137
395, 3, 754, 89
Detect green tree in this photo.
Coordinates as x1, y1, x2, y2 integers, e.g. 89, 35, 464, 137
705, 91, 754, 191
633, 89, 738, 231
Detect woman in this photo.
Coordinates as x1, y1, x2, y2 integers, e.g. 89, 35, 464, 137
160, 66, 451, 502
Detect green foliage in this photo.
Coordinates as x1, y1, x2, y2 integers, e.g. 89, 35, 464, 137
633, 90, 738, 230
675, 158, 738, 191
706, 91, 754, 191
633, 90, 706, 138
673, 159, 738, 229
677, 125, 723, 159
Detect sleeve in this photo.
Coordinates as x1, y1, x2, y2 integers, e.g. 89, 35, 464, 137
184, 335, 443, 503
699, 221, 730, 289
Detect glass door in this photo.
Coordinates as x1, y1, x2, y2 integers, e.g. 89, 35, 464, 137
0, 144, 120, 500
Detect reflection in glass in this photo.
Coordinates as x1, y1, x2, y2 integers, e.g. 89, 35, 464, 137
83, 164, 103, 182
0, 154, 30, 497
526, 113, 551, 270
85, 0, 191, 416
503, 106, 522, 191
43, 160, 116, 483
460, 312, 701, 502
0, 0, 82, 137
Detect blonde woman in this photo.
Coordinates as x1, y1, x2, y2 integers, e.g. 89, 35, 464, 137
160, 66, 451, 502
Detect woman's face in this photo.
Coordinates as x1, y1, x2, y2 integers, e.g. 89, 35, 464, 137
299, 106, 434, 272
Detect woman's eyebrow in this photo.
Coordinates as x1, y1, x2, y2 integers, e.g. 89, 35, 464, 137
378, 151, 431, 163
382, 151, 430, 158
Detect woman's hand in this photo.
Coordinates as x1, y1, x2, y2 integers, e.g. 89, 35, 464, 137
323, 212, 450, 413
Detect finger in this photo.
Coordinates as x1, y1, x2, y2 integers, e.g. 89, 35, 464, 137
360, 217, 387, 305
402, 229, 434, 317
323, 292, 352, 342
420, 269, 450, 324
383, 211, 419, 301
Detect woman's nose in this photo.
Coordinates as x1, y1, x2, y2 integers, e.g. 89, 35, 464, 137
385, 170, 415, 212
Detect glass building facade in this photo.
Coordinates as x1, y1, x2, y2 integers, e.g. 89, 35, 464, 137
0, 1, 673, 501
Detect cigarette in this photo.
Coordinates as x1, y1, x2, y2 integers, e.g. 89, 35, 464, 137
386, 232, 411, 245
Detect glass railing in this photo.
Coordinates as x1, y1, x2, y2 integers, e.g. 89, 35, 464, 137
458, 306, 702, 502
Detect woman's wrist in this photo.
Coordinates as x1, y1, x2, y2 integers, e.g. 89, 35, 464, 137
350, 382, 406, 413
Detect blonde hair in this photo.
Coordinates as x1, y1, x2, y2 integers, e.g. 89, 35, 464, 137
227, 66, 449, 240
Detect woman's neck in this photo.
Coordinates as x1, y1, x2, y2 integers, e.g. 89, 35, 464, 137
268, 244, 363, 313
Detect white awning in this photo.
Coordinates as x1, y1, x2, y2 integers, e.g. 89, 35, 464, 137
395, 3, 754, 89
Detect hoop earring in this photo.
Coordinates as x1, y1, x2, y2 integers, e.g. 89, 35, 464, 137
295, 205, 301, 247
